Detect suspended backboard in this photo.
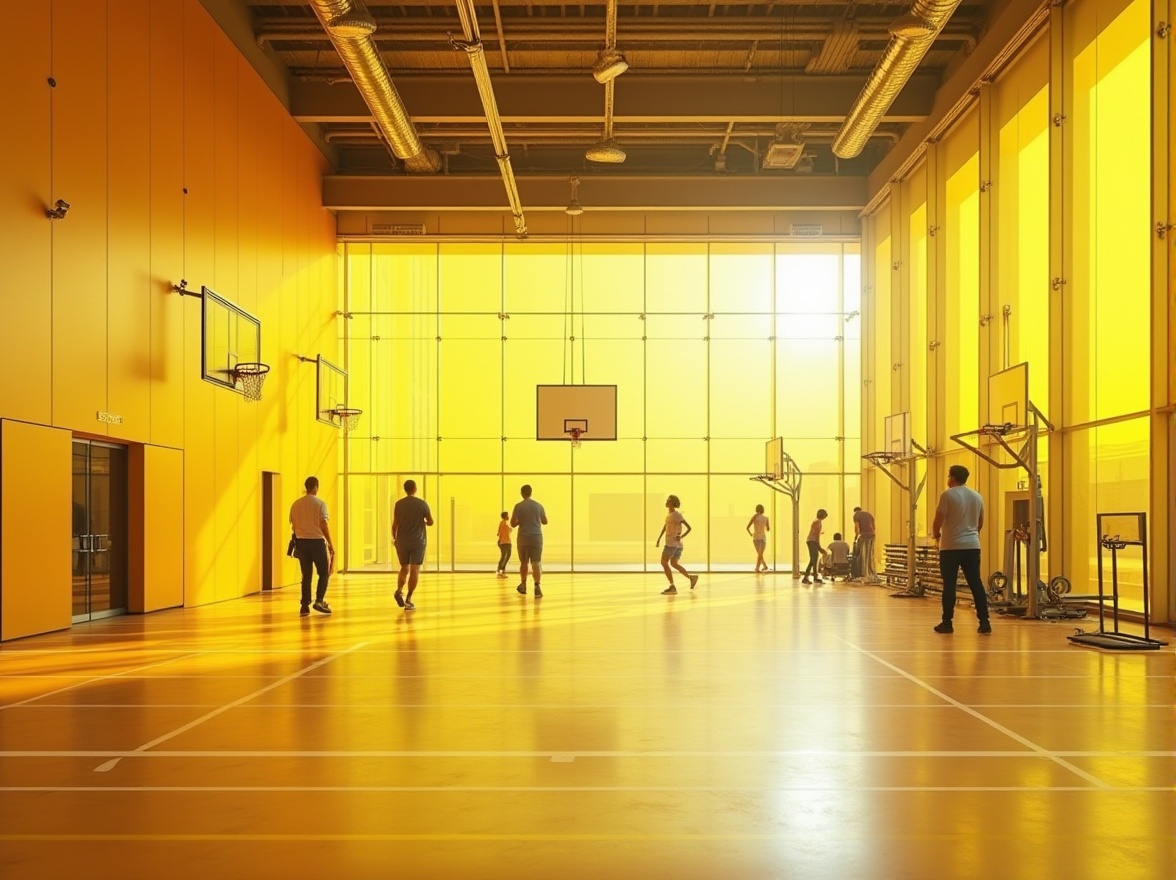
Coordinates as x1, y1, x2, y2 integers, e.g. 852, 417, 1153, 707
536, 385, 617, 441
884, 411, 912, 458
765, 437, 784, 480
316, 357, 348, 425
989, 362, 1029, 428
202, 287, 261, 393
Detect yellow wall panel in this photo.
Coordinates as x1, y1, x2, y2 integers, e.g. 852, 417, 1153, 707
183, 0, 216, 289
1, 420, 71, 641
106, 0, 152, 444
148, 0, 186, 450
213, 29, 240, 295
0, 2, 52, 426
51, 0, 109, 431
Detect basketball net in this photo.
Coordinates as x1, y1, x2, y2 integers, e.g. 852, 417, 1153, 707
568, 427, 582, 449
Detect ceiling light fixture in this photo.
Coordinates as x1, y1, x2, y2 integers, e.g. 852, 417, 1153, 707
585, 139, 627, 164
592, 48, 629, 84
565, 176, 585, 215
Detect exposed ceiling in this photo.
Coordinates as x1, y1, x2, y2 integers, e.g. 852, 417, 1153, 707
231, 1, 991, 179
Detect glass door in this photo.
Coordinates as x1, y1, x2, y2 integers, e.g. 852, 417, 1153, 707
72, 440, 128, 622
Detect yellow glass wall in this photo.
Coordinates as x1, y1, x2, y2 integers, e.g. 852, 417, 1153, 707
862, 0, 1162, 613
343, 242, 861, 573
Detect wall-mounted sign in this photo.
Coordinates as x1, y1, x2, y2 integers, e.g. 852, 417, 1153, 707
96, 411, 123, 425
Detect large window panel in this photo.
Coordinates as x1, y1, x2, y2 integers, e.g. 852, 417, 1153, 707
645, 476, 708, 573
776, 246, 841, 313
710, 243, 774, 313
709, 474, 773, 569
710, 336, 772, 439
439, 244, 501, 312
370, 243, 437, 313
646, 338, 708, 439
646, 244, 706, 313
504, 243, 567, 313
581, 243, 645, 314
1065, 0, 1151, 423
435, 474, 505, 570
571, 475, 646, 568
776, 340, 842, 435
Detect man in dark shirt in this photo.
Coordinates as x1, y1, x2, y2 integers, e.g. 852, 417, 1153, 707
511, 484, 548, 598
392, 479, 433, 611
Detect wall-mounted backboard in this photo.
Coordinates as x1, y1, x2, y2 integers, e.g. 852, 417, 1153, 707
536, 385, 617, 440
765, 437, 783, 480
316, 357, 348, 425
202, 286, 261, 392
988, 362, 1029, 428
884, 411, 912, 458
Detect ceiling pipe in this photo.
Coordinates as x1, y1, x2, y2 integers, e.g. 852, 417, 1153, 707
451, 0, 528, 236
306, 0, 440, 172
832, 0, 965, 160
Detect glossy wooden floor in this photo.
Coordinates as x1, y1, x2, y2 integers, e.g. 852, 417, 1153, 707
1, 573, 1172, 880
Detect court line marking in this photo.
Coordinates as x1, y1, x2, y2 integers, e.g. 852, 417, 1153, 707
0, 749, 1169, 759
91, 641, 370, 774
838, 636, 1114, 790
7, 702, 1176, 711
0, 653, 205, 711
7, 672, 1170, 681
0, 785, 1170, 794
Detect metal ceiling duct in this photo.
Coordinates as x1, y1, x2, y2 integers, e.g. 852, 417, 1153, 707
832, 0, 964, 160
452, 0, 527, 237
307, 0, 440, 173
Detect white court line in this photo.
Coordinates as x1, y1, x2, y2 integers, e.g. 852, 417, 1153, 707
92, 641, 369, 773
7, 672, 1167, 682
838, 636, 1114, 790
0, 748, 1169, 759
1, 784, 1170, 794
0, 653, 205, 710
9, 702, 1175, 711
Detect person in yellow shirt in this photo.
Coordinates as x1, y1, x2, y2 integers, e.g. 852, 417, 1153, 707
496, 511, 512, 578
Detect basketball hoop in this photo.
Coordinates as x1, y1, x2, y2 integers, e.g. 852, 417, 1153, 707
231, 362, 270, 402
863, 451, 901, 467
567, 426, 583, 448
329, 406, 363, 433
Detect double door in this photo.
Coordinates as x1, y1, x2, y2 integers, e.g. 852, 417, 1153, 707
72, 441, 128, 622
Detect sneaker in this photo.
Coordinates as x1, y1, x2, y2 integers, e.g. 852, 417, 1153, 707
662, 586, 678, 595
312, 600, 332, 615
394, 591, 405, 608
404, 599, 415, 610
516, 584, 527, 595
814, 578, 824, 584
534, 586, 543, 599
978, 622, 992, 634
934, 622, 954, 634
688, 574, 699, 590
299, 605, 310, 616
802, 578, 812, 584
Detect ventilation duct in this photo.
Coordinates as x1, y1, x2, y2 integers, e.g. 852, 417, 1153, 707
307, 0, 440, 173
832, 0, 965, 160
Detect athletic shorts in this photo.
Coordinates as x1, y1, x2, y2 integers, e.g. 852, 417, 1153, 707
518, 541, 543, 564
753, 539, 766, 550
396, 544, 425, 566
661, 545, 683, 561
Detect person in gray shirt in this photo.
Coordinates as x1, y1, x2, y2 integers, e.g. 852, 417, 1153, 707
392, 479, 433, 611
932, 465, 991, 635
511, 484, 548, 598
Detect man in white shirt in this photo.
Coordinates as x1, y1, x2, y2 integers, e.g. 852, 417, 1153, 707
656, 495, 699, 595
931, 465, 990, 635
289, 475, 334, 616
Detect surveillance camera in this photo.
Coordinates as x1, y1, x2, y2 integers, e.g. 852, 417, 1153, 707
46, 199, 71, 219
56, 199, 70, 212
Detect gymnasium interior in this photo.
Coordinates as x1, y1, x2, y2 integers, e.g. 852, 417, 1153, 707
0, 1, 1172, 877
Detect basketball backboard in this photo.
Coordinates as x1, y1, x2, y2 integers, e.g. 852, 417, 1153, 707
765, 437, 784, 480
536, 385, 617, 440
316, 357, 348, 425
202, 287, 261, 392
884, 412, 912, 458
988, 362, 1029, 428
1096, 512, 1145, 545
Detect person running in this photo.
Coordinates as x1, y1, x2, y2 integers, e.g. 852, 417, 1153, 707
511, 484, 548, 598
852, 506, 878, 582
289, 475, 334, 616
932, 465, 992, 635
495, 511, 512, 578
746, 503, 771, 572
656, 495, 699, 595
392, 479, 433, 611
802, 508, 828, 584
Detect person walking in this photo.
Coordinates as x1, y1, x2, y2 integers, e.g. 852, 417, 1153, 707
801, 508, 828, 584
746, 503, 771, 572
392, 479, 433, 611
656, 495, 699, 595
511, 484, 548, 598
289, 475, 334, 616
495, 511, 513, 578
852, 506, 878, 582
932, 465, 992, 635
